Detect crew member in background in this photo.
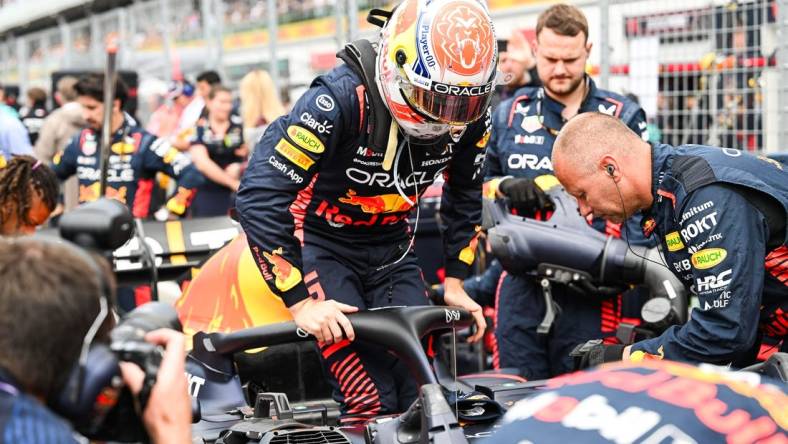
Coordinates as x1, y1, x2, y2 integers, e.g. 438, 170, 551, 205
51, 74, 203, 310
484, 4, 651, 380
0, 109, 32, 168
34, 76, 85, 212
19, 87, 48, 145
188, 85, 247, 217
146, 80, 195, 140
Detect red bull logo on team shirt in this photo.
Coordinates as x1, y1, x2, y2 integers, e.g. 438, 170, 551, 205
338, 189, 417, 214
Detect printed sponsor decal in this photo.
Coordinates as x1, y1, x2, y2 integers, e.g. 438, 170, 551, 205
268, 155, 304, 184
704, 291, 732, 310
691, 248, 727, 270
721, 148, 742, 157
696, 269, 732, 293
680, 211, 717, 243
338, 189, 415, 214
287, 125, 324, 153
686, 233, 723, 254
431, 1, 494, 76
262, 247, 302, 292
475, 129, 491, 148
507, 154, 552, 170
673, 259, 691, 273
275, 139, 315, 170
82, 140, 97, 155
678, 200, 714, 225
315, 200, 409, 228
665, 232, 684, 252
641, 217, 657, 237
300, 112, 333, 135
521, 115, 543, 133
315, 94, 335, 112
513, 134, 545, 144
598, 103, 617, 116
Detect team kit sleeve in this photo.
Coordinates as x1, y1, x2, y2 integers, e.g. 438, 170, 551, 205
624, 104, 649, 141
236, 83, 344, 307
439, 108, 491, 280
629, 185, 768, 364
140, 135, 205, 216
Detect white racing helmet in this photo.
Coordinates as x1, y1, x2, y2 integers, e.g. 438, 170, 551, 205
376, 0, 499, 140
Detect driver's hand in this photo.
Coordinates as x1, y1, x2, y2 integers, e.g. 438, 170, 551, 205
443, 277, 486, 343
289, 297, 359, 344
119, 329, 191, 444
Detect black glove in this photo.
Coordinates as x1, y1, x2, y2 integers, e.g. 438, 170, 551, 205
569, 339, 626, 370
498, 178, 552, 215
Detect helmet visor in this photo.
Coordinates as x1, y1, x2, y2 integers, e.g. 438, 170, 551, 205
400, 67, 494, 125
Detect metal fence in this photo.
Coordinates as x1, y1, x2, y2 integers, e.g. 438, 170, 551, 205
596, 0, 787, 152
1, 0, 786, 152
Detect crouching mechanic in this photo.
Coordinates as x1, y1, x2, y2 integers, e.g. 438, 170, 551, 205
553, 112, 788, 368
237, 0, 496, 423
0, 238, 192, 443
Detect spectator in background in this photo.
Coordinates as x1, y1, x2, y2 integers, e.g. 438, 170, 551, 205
34, 76, 85, 212
0, 106, 33, 167
147, 80, 195, 140
19, 87, 48, 145
0, 84, 19, 118
188, 85, 247, 217
493, 30, 540, 109
239, 69, 285, 147
0, 155, 58, 236
174, 70, 222, 149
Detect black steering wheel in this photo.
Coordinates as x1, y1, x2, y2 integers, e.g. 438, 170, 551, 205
198, 306, 474, 386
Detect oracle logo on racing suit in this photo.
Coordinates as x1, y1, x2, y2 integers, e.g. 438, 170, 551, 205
345, 167, 445, 189
507, 154, 552, 171
680, 212, 718, 243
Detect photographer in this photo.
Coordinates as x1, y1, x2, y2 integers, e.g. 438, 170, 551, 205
0, 238, 191, 443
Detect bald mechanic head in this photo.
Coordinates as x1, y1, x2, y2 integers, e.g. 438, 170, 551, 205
552, 112, 654, 223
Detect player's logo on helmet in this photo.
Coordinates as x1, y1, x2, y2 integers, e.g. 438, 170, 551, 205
376, 0, 499, 140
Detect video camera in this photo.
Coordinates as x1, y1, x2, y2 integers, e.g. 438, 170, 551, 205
53, 199, 187, 442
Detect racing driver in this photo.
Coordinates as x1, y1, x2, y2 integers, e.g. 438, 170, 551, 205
237, 0, 497, 423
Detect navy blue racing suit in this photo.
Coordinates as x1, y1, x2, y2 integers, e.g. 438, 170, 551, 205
187, 114, 246, 217
485, 77, 652, 379
52, 114, 203, 311
484, 360, 787, 444
236, 64, 490, 422
630, 143, 788, 365
51, 114, 203, 218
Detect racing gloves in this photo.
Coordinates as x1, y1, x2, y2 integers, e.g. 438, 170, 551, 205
498, 178, 552, 215
569, 339, 626, 370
